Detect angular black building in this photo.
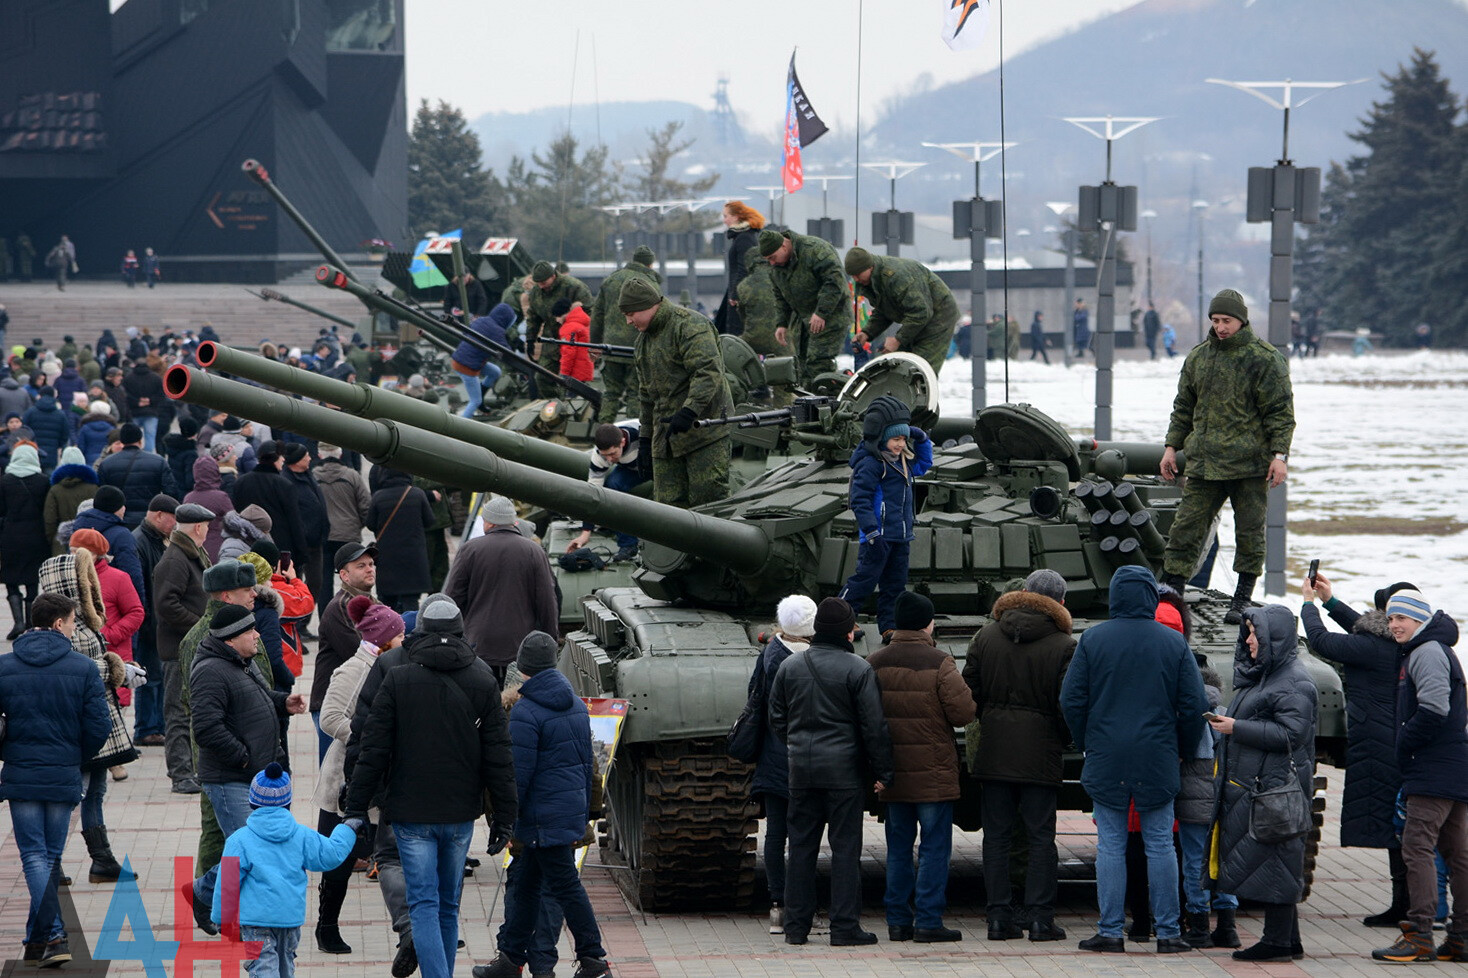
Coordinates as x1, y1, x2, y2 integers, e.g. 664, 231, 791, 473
0, 0, 406, 282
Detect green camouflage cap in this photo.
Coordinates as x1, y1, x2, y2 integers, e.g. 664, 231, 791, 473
618, 275, 663, 313
631, 245, 656, 266
530, 260, 556, 283
844, 246, 875, 277
757, 228, 787, 257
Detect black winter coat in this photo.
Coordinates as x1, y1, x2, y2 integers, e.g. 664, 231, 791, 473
189, 633, 289, 783
750, 635, 801, 799
284, 467, 329, 547
162, 432, 197, 496
0, 471, 51, 586
1212, 605, 1318, 905
232, 467, 307, 558
1394, 611, 1468, 802
122, 364, 165, 418
1302, 601, 1402, 848
132, 519, 168, 641
96, 446, 176, 529
769, 636, 894, 790
365, 472, 435, 597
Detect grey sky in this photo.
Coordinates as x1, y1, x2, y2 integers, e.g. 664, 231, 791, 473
405, 1, 1145, 130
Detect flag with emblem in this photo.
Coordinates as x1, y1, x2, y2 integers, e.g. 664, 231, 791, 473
781, 52, 828, 194
942, 0, 991, 52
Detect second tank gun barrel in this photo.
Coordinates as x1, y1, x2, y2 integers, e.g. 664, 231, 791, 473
247, 288, 358, 330
538, 337, 635, 359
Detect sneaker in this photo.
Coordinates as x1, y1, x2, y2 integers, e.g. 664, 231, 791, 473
1079, 934, 1126, 953
612, 546, 637, 563
1372, 924, 1435, 963
38, 939, 70, 969
830, 930, 878, 946
472, 956, 521, 978
22, 942, 45, 967
180, 879, 219, 936
172, 779, 201, 795
391, 936, 418, 978
570, 958, 610, 978
769, 906, 784, 935
1438, 932, 1468, 963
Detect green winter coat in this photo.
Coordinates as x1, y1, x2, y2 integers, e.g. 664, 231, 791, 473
589, 262, 661, 345
527, 273, 594, 366
1165, 324, 1295, 481
635, 302, 731, 459
858, 255, 960, 363
767, 232, 852, 334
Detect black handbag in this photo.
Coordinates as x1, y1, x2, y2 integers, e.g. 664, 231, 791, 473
1247, 752, 1310, 844
726, 654, 768, 763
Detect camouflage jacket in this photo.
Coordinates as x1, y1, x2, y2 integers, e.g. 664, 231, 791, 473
635, 302, 732, 459
1165, 325, 1295, 481
526, 273, 594, 343
858, 255, 960, 345
589, 262, 662, 345
768, 233, 853, 332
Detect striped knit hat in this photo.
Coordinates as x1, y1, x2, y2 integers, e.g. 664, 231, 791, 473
1385, 590, 1432, 624
249, 762, 291, 808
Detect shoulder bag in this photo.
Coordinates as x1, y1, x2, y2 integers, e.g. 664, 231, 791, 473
1247, 747, 1310, 844
726, 651, 768, 763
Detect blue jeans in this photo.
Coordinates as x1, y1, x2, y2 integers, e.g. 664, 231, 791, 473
195, 781, 253, 907
132, 632, 164, 738
136, 415, 159, 453
396, 820, 474, 978
10, 800, 74, 943
839, 539, 911, 633
242, 925, 299, 978
599, 464, 646, 549
883, 800, 954, 929
1178, 821, 1237, 913
459, 363, 503, 418
81, 766, 107, 830
498, 844, 605, 967
1095, 801, 1180, 939
311, 712, 331, 765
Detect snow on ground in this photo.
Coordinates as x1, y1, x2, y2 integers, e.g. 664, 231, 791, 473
925, 350, 1468, 624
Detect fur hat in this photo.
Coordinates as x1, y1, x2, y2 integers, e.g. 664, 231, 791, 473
203, 559, 257, 593
617, 276, 662, 314
776, 595, 818, 639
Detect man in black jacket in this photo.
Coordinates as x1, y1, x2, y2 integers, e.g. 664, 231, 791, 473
97, 423, 176, 528
181, 604, 306, 934
346, 595, 517, 978
121, 361, 165, 452
310, 543, 376, 764
281, 443, 329, 618
230, 440, 306, 561
130, 495, 177, 745
769, 597, 893, 947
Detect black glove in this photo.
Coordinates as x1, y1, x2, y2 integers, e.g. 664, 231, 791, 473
486, 819, 513, 856
666, 406, 699, 435
338, 785, 351, 814
635, 438, 654, 482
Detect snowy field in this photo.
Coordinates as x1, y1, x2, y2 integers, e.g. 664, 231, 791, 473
925, 350, 1468, 625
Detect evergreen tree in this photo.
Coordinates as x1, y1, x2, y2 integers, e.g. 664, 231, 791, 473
406, 99, 506, 243
505, 132, 619, 261
623, 122, 721, 237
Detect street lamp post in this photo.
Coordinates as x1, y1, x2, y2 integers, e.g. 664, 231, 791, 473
1046, 201, 1075, 368
859, 162, 926, 256
805, 174, 853, 248
1141, 208, 1157, 306
1192, 198, 1208, 347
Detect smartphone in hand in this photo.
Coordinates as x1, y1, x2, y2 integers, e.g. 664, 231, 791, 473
1202, 712, 1222, 721
1308, 558, 1320, 588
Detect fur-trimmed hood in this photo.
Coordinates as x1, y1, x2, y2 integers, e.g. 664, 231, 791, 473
991, 589, 1073, 640
1352, 608, 1394, 640
253, 583, 283, 614
50, 463, 98, 486
37, 548, 106, 635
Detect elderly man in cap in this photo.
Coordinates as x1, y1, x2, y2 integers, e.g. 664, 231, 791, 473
620, 275, 733, 509
589, 245, 661, 423
180, 602, 307, 936
131, 494, 178, 745
758, 227, 851, 387
845, 247, 959, 375
525, 260, 593, 375
312, 542, 378, 763
443, 497, 558, 685
152, 502, 214, 791
770, 597, 893, 947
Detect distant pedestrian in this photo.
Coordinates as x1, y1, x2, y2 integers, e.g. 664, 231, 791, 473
45, 236, 75, 291
1029, 311, 1049, 363
1162, 323, 1177, 357
2, 444, 52, 640
143, 248, 161, 288
45, 447, 98, 556
364, 467, 435, 614
122, 363, 166, 452
1144, 302, 1161, 359
120, 250, 139, 288
1073, 298, 1090, 358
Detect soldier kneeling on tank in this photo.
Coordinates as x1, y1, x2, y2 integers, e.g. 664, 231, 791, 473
565, 421, 651, 563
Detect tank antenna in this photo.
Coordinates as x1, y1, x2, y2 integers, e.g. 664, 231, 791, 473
998, 0, 1012, 403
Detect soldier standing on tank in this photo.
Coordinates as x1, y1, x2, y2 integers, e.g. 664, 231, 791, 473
844, 248, 958, 376
758, 228, 851, 388
588, 246, 660, 423
526, 261, 594, 376
621, 276, 732, 509
1159, 289, 1294, 624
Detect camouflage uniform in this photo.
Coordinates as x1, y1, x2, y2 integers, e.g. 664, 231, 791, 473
1162, 324, 1295, 578
526, 273, 594, 372
857, 255, 960, 374
590, 261, 661, 423
734, 254, 786, 356
635, 301, 733, 508
767, 232, 852, 385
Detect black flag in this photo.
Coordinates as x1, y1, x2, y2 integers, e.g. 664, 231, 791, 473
787, 53, 828, 148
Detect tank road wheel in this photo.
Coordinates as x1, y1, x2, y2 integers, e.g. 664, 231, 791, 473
1302, 773, 1328, 900
598, 739, 759, 910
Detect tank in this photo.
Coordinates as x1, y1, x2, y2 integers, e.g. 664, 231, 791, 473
164, 361, 1345, 910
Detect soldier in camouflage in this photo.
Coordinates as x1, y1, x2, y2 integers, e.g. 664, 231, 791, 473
590, 246, 662, 422
622, 276, 732, 509
1160, 289, 1294, 623
526, 260, 594, 373
734, 252, 785, 357
844, 247, 959, 374
758, 228, 852, 387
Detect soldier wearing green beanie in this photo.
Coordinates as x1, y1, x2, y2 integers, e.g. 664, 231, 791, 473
589, 251, 662, 422
847, 250, 959, 375
760, 229, 852, 387
1160, 288, 1295, 624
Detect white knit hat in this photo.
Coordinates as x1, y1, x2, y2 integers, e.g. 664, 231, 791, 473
776, 595, 818, 639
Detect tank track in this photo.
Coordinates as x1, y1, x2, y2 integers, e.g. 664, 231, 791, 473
1303, 773, 1327, 900
599, 739, 759, 910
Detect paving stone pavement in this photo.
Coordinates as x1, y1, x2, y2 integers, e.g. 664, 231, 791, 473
0, 639, 1417, 976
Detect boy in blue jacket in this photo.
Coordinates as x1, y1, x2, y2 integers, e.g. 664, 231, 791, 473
211, 763, 359, 978
838, 395, 932, 636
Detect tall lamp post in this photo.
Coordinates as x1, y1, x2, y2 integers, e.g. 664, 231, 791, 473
1063, 115, 1157, 440
1141, 208, 1157, 306
1046, 201, 1075, 368
805, 174, 853, 248
1192, 198, 1209, 347
923, 141, 1013, 413
859, 162, 926, 256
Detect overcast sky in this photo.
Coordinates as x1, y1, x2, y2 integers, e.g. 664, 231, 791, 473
403, 0, 1145, 131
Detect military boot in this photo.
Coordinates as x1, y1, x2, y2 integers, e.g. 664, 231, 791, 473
1224, 574, 1257, 625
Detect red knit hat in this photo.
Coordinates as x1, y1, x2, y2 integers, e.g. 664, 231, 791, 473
1154, 602, 1184, 634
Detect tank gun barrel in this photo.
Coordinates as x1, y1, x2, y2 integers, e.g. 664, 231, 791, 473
246, 288, 358, 331
538, 336, 635, 360
1077, 439, 1185, 478
194, 342, 591, 482
164, 366, 770, 574
241, 159, 358, 284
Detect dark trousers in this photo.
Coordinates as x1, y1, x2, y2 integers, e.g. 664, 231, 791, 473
500, 851, 565, 974
317, 809, 371, 885
304, 544, 327, 624
981, 782, 1059, 916
1259, 902, 1300, 947
497, 844, 605, 967
763, 793, 789, 905
838, 539, 911, 634
132, 627, 164, 738
785, 786, 865, 939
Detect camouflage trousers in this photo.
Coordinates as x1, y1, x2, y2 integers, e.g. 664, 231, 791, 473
1164, 475, 1268, 578
904, 301, 960, 375
654, 437, 732, 509
597, 359, 635, 423
796, 320, 847, 387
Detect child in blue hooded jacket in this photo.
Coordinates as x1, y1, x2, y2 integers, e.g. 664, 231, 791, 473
211, 763, 358, 978
838, 395, 933, 635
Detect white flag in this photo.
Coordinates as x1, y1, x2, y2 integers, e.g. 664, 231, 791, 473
942, 0, 991, 52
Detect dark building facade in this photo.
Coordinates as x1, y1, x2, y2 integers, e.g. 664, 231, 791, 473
0, 0, 406, 282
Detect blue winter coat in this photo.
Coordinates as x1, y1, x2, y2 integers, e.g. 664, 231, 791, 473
453, 303, 517, 372
53, 368, 86, 405
1060, 565, 1209, 811
73, 506, 147, 608
76, 419, 114, 465
847, 428, 933, 543
209, 807, 356, 928
97, 445, 177, 528
22, 395, 71, 470
0, 629, 111, 803
510, 668, 594, 848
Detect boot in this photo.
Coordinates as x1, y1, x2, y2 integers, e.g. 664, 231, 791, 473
1209, 907, 1242, 949
82, 826, 133, 884
6, 593, 25, 641
314, 880, 352, 954
1224, 574, 1257, 625
1437, 932, 1468, 963
1372, 922, 1435, 963
1184, 911, 1212, 949
1364, 851, 1409, 927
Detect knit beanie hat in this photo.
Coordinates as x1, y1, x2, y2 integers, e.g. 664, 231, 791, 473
631, 245, 656, 266
757, 228, 787, 257
1386, 590, 1432, 623
204, 558, 257, 593
617, 276, 662, 314
348, 594, 405, 649
1374, 581, 1419, 612
776, 595, 818, 638
249, 762, 291, 808
530, 260, 556, 283
881, 422, 910, 443
87, 401, 111, 417
844, 247, 875, 277
1208, 288, 1249, 325
517, 630, 560, 676
118, 422, 143, 445
419, 593, 464, 635
93, 485, 126, 514
813, 597, 856, 640
209, 441, 237, 463
1024, 568, 1067, 603
147, 494, 179, 513
238, 551, 273, 586
481, 496, 518, 526
281, 443, 308, 465
550, 297, 574, 319
893, 591, 934, 631
209, 603, 256, 640
68, 528, 110, 558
